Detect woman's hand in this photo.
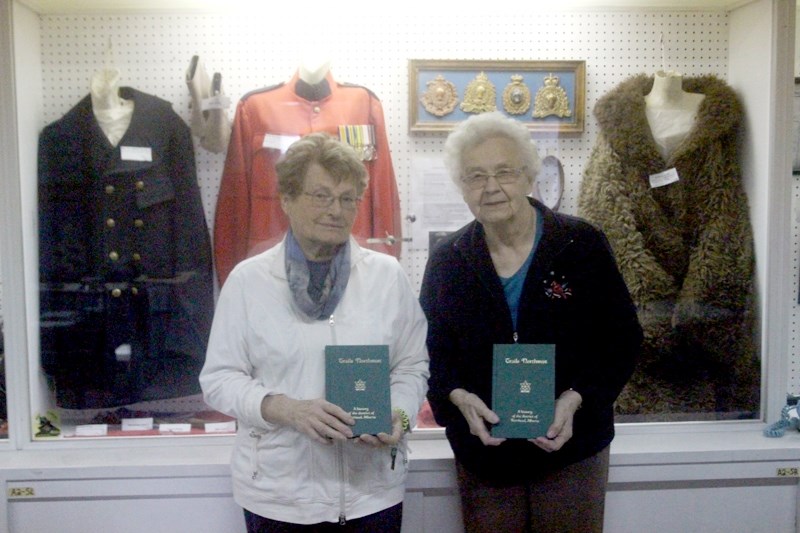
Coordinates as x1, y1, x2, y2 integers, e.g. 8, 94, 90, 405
260, 395, 355, 445
450, 388, 505, 446
358, 411, 403, 447
532, 389, 582, 452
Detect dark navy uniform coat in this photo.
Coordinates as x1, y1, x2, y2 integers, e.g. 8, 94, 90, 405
38, 87, 214, 409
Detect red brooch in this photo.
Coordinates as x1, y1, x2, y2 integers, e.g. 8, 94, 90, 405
543, 272, 573, 299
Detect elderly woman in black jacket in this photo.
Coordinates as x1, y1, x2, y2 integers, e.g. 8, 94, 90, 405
420, 112, 642, 533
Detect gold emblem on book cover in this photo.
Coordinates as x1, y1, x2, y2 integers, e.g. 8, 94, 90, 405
460, 72, 497, 114
420, 74, 458, 117
502, 75, 531, 115
533, 73, 572, 119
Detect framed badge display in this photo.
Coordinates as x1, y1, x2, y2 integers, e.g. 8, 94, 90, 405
408, 59, 585, 133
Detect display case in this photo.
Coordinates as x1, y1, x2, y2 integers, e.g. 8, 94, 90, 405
0, 0, 799, 531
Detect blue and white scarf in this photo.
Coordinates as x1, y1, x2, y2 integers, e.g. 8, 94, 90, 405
285, 229, 351, 320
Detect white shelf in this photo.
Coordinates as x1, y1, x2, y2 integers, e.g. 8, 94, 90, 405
16, 0, 758, 15
0, 428, 796, 478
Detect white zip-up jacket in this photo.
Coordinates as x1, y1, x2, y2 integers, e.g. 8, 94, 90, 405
200, 237, 429, 524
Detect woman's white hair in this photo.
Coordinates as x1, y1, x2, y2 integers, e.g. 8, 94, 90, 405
443, 111, 541, 191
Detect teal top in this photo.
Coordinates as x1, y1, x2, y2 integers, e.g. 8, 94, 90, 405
499, 206, 543, 330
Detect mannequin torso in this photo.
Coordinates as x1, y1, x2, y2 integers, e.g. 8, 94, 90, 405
645, 70, 705, 160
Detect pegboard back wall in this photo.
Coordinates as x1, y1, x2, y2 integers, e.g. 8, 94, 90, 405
38, 10, 761, 411
39, 9, 730, 291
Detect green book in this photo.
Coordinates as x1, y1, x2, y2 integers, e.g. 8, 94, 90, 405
491, 344, 555, 439
325, 345, 392, 436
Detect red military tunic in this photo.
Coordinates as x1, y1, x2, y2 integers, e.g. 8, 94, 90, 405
213, 71, 402, 285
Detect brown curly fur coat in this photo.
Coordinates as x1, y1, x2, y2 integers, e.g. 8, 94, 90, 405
578, 74, 759, 419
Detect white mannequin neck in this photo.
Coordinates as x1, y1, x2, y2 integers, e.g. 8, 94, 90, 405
91, 67, 126, 111
644, 70, 705, 159
645, 70, 704, 111
298, 55, 332, 85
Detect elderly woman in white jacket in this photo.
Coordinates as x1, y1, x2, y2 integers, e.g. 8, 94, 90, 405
200, 132, 429, 532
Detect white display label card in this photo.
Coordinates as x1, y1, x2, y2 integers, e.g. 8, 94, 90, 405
158, 423, 192, 434
262, 134, 300, 152
121, 418, 154, 431
201, 94, 232, 111
205, 421, 237, 433
75, 424, 108, 437
649, 168, 680, 188
120, 146, 153, 162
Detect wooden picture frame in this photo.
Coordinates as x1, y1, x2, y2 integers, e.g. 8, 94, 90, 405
408, 59, 585, 134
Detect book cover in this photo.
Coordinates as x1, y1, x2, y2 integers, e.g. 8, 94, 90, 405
491, 344, 555, 439
325, 345, 392, 436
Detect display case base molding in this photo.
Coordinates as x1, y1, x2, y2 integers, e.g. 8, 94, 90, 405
0, 430, 796, 532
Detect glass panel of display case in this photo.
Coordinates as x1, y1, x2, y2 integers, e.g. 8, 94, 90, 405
26, 6, 771, 442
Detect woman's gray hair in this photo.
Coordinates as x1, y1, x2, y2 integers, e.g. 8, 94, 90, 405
276, 132, 369, 198
443, 111, 541, 191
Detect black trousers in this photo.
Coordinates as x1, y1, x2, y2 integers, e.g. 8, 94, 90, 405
457, 446, 610, 533
244, 503, 402, 533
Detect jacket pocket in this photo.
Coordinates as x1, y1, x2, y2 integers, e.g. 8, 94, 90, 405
135, 175, 176, 209
345, 440, 407, 494
248, 428, 310, 501
39, 284, 105, 377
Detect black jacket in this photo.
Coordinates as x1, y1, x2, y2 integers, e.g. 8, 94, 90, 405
420, 199, 642, 483
38, 87, 214, 408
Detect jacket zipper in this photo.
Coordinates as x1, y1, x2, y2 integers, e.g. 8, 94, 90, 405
336, 441, 347, 525
329, 314, 338, 346
329, 314, 347, 525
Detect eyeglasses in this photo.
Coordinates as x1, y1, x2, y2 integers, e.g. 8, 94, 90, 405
302, 191, 362, 211
460, 167, 527, 190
